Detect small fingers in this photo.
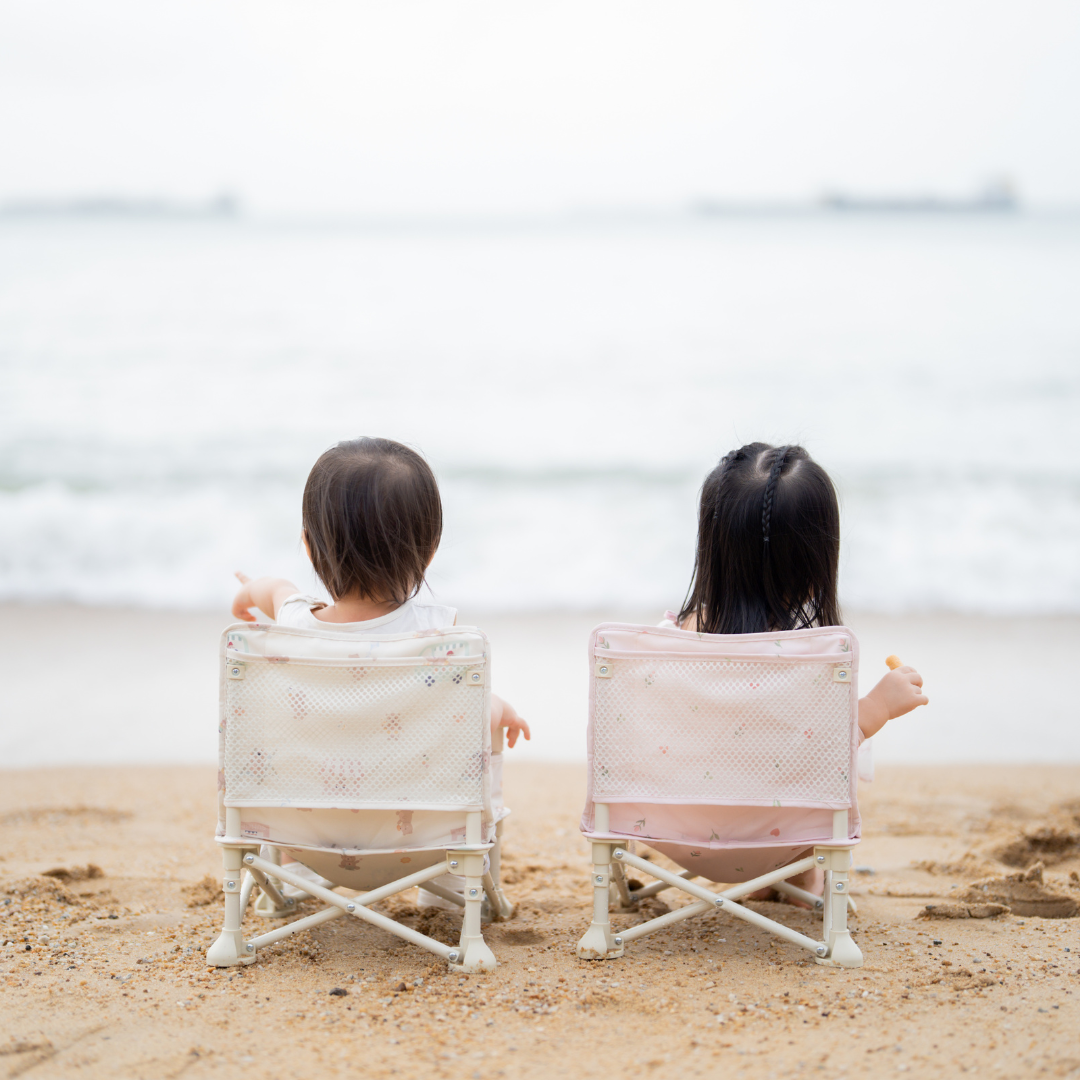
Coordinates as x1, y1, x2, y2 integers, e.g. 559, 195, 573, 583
519, 719, 532, 741
506, 728, 518, 748
235, 571, 251, 584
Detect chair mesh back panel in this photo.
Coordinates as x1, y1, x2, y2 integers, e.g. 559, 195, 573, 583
221, 625, 489, 812
589, 625, 858, 811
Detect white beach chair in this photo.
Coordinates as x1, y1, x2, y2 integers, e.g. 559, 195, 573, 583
206, 621, 513, 974
577, 622, 863, 969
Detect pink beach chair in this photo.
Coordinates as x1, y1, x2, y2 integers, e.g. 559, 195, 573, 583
577, 622, 863, 968
207, 622, 514, 974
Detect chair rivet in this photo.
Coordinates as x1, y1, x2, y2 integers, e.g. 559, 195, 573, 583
346, 903, 356, 912
226, 881, 235, 889
835, 882, 845, 892
715, 898, 724, 907
469, 889, 479, 897
614, 937, 623, 946
246, 944, 254, 953
595, 875, 604, 884
448, 950, 460, 963
815, 900, 823, 910
816, 945, 828, 957
816, 856, 825, 864
287, 898, 295, 906
450, 860, 459, 869
613, 850, 624, 860
243, 854, 254, 864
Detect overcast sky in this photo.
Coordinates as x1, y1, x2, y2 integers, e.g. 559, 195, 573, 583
2, 0, 1078, 215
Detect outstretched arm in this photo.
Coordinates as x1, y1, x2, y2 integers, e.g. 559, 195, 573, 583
858, 664, 928, 739
491, 693, 531, 749
231, 572, 301, 622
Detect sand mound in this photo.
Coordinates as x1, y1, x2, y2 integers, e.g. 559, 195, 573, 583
918, 902, 1010, 919
41, 863, 103, 883
958, 862, 1079, 918
994, 816, 1080, 868
2, 875, 86, 907
182, 874, 221, 908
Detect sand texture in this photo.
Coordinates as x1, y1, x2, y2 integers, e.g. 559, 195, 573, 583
2, 763, 1080, 1079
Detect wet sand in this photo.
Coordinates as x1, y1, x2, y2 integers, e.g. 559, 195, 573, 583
4, 604, 1080, 766
2, 762, 1079, 1079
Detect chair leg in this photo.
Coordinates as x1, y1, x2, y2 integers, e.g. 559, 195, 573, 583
206, 844, 255, 967
576, 841, 624, 959
453, 850, 497, 972
483, 820, 516, 921
253, 845, 296, 918
814, 848, 863, 968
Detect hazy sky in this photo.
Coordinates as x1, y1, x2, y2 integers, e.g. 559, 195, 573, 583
2, 0, 1079, 214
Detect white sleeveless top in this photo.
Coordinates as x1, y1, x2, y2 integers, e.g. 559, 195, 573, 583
275, 594, 458, 636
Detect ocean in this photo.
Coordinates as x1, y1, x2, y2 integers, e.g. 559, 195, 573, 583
2, 211, 1078, 617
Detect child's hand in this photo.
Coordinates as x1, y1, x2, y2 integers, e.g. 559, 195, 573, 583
874, 665, 928, 718
858, 664, 928, 739
232, 572, 260, 622
231, 572, 299, 623
491, 694, 531, 749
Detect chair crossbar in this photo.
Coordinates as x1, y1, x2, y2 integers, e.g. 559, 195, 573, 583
612, 849, 824, 953
617, 849, 818, 903
250, 902, 346, 949
244, 865, 290, 912
247, 855, 458, 961
629, 870, 696, 901
618, 900, 714, 942
238, 871, 257, 915
422, 881, 466, 908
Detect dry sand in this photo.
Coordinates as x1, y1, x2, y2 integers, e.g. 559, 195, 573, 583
2, 763, 1079, 1079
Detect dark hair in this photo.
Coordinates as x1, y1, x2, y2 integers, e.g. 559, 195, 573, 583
302, 437, 442, 605
678, 442, 841, 635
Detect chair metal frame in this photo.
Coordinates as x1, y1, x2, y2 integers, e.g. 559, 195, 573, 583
576, 622, 864, 969
578, 803, 861, 968
206, 623, 514, 974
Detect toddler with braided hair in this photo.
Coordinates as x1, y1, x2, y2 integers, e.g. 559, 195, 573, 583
662, 442, 927, 899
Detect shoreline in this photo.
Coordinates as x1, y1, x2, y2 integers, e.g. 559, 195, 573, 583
2, 603, 1079, 768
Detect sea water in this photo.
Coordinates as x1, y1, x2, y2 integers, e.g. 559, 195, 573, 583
1, 212, 1078, 616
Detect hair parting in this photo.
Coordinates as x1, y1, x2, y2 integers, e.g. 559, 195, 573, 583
678, 442, 841, 635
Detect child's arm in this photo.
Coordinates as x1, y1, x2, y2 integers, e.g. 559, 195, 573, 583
491, 693, 531, 749
231, 571, 301, 622
858, 661, 927, 740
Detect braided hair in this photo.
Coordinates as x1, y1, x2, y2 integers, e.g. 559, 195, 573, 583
678, 442, 841, 635
760, 444, 792, 552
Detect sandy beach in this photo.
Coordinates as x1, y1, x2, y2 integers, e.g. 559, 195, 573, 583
2, 760, 1079, 1079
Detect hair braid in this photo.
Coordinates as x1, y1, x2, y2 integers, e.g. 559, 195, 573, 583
761, 444, 791, 550
711, 447, 744, 523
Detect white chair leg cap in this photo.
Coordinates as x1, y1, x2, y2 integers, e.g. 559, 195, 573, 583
576, 923, 624, 960
206, 930, 256, 967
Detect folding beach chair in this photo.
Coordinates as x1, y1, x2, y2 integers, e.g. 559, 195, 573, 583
577, 622, 863, 968
206, 621, 514, 974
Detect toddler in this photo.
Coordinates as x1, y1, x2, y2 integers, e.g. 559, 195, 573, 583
666, 442, 927, 897
231, 436, 530, 749
230, 437, 530, 909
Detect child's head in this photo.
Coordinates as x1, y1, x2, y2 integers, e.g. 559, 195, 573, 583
302, 437, 442, 605
679, 442, 841, 635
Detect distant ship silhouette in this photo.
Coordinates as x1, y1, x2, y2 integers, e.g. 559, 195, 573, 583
0, 193, 241, 218
821, 179, 1018, 214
